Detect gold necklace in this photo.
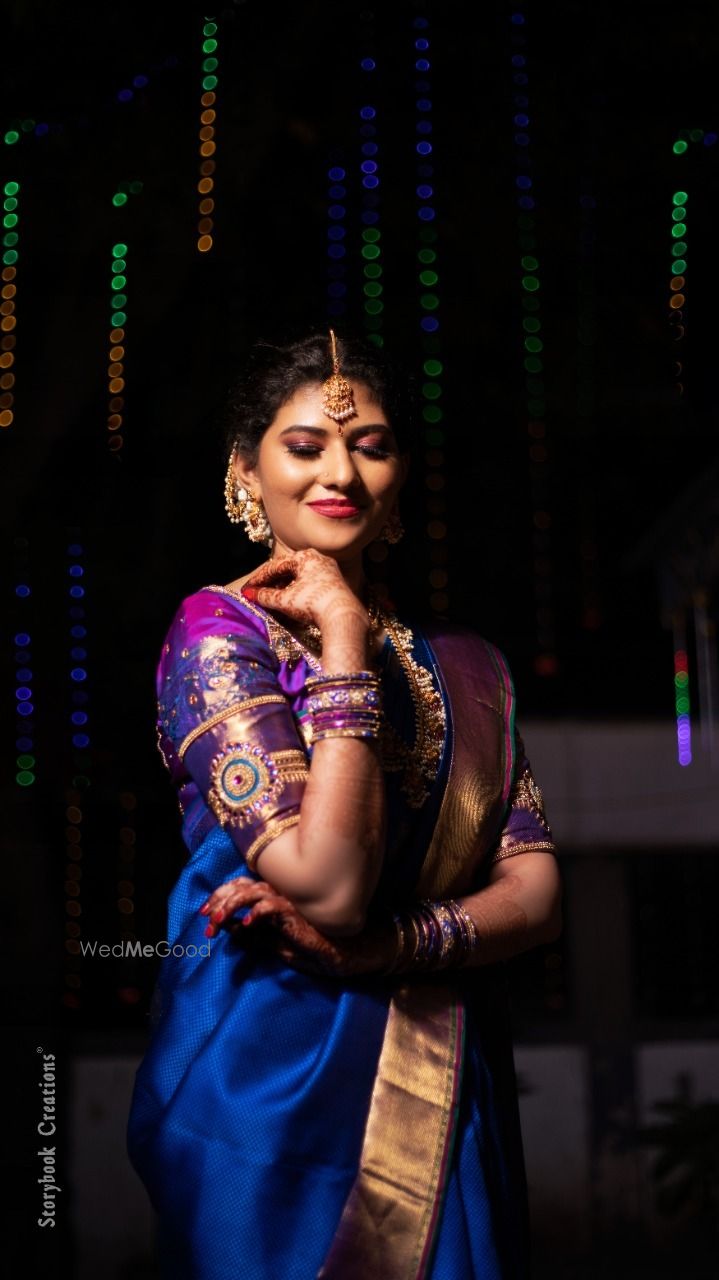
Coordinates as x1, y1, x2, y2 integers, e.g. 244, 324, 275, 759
203, 583, 446, 807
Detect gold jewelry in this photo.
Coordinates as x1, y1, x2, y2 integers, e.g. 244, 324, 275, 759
223, 450, 273, 545
321, 329, 357, 434
379, 506, 404, 544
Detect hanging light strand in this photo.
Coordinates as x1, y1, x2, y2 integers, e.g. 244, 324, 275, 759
508, 7, 558, 676
0, 179, 20, 429
412, 15, 449, 618
63, 537, 91, 1011
13, 543, 35, 790
107, 241, 128, 456
326, 158, 348, 320
197, 17, 219, 253
358, 38, 383, 345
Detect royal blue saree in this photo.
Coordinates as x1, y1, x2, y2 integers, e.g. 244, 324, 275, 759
127, 585, 555, 1279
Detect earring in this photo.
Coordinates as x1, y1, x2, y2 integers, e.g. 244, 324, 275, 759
223, 453, 273, 545
379, 506, 404, 544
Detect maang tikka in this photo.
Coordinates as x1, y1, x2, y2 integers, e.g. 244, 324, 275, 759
321, 329, 357, 434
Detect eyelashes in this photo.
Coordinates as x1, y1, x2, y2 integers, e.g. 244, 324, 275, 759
285, 444, 391, 460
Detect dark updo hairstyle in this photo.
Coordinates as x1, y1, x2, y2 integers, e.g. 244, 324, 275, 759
223, 331, 417, 465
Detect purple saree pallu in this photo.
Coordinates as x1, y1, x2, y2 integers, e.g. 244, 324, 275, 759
127, 586, 554, 1278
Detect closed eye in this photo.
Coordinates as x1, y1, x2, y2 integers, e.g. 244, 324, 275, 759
285, 444, 390, 459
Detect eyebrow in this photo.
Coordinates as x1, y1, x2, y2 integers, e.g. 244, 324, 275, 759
278, 423, 393, 439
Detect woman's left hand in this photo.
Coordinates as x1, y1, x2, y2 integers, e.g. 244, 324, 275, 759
200, 878, 396, 977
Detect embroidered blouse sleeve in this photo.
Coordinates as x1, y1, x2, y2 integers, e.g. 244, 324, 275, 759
156, 591, 309, 872
489, 731, 556, 865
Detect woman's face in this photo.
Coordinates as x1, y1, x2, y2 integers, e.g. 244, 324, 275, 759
235, 381, 408, 561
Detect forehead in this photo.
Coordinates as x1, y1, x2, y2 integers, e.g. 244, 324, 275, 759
270, 380, 389, 429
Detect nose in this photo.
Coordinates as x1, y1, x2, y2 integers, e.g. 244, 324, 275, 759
320, 441, 362, 490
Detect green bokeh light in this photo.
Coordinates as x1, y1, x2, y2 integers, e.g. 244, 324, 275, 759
111, 276, 127, 291
671, 223, 687, 238
418, 248, 436, 264
4, 131, 20, 145
203, 39, 218, 52
112, 192, 129, 207
422, 405, 443, 423
363, 263, 382, 279
420, 292, 439, 310
422, 382, 442, 400
364, 300, 384, 315
202, 75, 218, 90
671, 260, 687, 274
521, 255, 539, 270
113, 311, 127, 326
522, 275, 540, 292
525, 337, 544, 353
672, 191, 688, 205
112, 242, 128, 257
4, 181, 20, 195
16, 770, 35, 786
523, 317, 541, 333
672, 140, 688, 154
3, 214, 18, 228
419, 269, 438, 286
362, 228, 381, 243
423, 359, 443, 376
361, 245, 380, 260
363, 282, 383, 298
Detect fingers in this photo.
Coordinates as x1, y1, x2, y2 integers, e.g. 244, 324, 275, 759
245, 557, 297, 587
199, 878, 274, 937
241, 894, 293, 928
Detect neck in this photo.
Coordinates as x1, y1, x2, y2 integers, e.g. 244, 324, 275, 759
271, 538, 367, 601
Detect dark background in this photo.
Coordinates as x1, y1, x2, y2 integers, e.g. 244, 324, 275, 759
2, 2, 718, 1276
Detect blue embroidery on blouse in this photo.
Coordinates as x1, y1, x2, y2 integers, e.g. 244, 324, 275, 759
158, 633, 276, 749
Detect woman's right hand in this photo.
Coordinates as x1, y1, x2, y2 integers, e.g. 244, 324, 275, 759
241, 547, 369, 640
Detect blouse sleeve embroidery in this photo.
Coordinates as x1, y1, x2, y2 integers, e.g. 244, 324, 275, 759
489, 732, 556, 864
156, 592, 309, 872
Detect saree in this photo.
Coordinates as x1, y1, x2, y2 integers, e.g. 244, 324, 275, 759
127, 585, 556, 1280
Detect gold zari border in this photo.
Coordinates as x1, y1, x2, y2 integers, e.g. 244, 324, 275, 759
491, 839, 557, 864
244, 811, 302, 873
177, 695, 289, 761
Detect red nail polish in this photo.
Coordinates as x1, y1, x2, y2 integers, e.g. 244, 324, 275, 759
241, 585, 258, 601
204, 924, 214, 938
242, 914, 253, 926
199, 904, 209, 915
211, 909, 224, 924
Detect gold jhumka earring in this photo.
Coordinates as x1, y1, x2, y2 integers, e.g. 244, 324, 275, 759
223, 450, 273, 545
379, 506, 404, 544
321, 329, 357, 434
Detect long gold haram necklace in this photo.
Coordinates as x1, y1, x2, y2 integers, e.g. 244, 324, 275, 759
205, 583, 446, 808
285, 590, 446, 809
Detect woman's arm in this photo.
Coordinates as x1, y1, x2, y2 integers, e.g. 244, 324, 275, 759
202, 850, 562, 973
200, 550, 386, 936
453, 850, 562, 966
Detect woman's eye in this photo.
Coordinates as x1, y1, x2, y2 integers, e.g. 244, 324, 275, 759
286, 445, 321, 457
356, 445, 390, 459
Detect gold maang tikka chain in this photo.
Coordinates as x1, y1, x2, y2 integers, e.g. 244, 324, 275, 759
321, 329, 357, 434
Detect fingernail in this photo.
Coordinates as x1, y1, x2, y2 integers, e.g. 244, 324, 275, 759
199, 904, 209, 915
211, 909, 224, 923
241, 585, 258, 601
242, 913, 253, 926
204, 924, 214, 938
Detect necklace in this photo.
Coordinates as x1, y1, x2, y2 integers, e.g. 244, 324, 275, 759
203, 583, 446, 808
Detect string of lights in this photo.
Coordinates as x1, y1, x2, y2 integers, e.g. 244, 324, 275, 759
63, 538, 91, 1010
576, 172, 602, 634
358, 43, 383, 345
13, 539, 35, 791
673, 637, 692, 768
508, 7, 557, 676
326, 157, 348, 321
107, 242, 128, 457
412, 15, 449, 618
196, 17, 219, 254
1, 179, 20, 429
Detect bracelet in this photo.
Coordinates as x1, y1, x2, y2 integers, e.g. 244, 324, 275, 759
306, 670, 383, 743
386, 898, 479, 974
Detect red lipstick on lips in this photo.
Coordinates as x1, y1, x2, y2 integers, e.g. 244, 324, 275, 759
307, 500, 363, 518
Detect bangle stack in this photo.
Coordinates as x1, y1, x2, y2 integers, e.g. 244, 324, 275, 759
388, 899, 479, 974
305, 670, 383, 742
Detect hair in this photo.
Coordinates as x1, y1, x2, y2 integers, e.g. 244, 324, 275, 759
222, 331, 417, 464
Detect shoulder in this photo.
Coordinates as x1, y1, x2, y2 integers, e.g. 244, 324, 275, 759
422, 618, 511, 677
156, 586, 277, 690
419, 619, 515, 714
